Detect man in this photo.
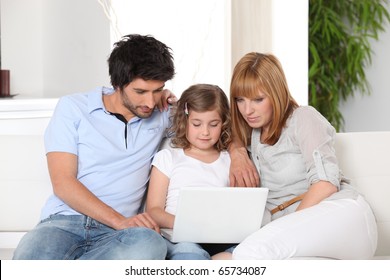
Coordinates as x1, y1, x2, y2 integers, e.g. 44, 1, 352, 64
13, 34, 259, 260
13, 34, 176, 259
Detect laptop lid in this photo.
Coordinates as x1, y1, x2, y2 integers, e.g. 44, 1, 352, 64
161, 187, 268, 243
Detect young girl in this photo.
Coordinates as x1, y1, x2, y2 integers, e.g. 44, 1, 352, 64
146, 84, 232, 260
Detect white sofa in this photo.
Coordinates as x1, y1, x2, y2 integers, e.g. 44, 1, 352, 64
1, 131, 389, 259
0, 98, 57, 260
334, 132, 390, 259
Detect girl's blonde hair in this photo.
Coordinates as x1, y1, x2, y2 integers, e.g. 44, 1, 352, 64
230, 53, 298, 146
171, 84, 231, 151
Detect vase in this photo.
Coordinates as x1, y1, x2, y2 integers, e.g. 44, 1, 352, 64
0, 70, 10, 97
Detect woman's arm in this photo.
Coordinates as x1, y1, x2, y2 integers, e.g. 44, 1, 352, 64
47, 152, 159, 231
228, 138, 260, 187
146, 166, 175, 228
296, 181, 337, 211
293, 107, 340, 209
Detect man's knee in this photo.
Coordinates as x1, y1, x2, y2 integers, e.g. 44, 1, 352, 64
116, 227, 167, 259
13, 220, 82, 260
13, 228, 65, 260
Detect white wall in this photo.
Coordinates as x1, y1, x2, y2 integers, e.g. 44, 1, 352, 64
231, 0, 272, 66
1, 0, 110, 98
231, 0, 308, 105
10, 0, 390, 126
271, 0, 308, 106
1, 0, 308, 103
1, 0, 44, 97
110, 0, 230, 97
233, 0, 308, 105
339, 2, 390, 132
111, 0, 308, 103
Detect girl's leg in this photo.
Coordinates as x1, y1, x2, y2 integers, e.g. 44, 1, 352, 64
166, 241, 211, 260
211, 244, 235, 260
211, 252, 232, 260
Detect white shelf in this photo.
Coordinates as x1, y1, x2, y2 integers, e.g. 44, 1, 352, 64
0, 97, 58, 112
0, 97, 58, 135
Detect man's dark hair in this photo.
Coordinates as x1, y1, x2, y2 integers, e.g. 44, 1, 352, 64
108, 34, 175, 89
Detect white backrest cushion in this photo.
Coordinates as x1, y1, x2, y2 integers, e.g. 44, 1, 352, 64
335, 132, 390, 256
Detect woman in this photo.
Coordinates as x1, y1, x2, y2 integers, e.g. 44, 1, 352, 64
226, 52, 377, 259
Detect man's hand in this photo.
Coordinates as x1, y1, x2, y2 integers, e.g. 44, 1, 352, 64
116, 213, 161, 233
229, 146, 260, 187
157, 89, 177, 112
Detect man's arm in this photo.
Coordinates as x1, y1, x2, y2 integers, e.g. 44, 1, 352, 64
228, 138, 260, 187
47, 152, 159, 231
157, 89, 177, 111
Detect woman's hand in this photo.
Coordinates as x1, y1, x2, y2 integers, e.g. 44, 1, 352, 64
229, 145, 260, 187
296, 181, 337, 211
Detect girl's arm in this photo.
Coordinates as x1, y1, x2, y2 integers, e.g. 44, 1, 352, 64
146, 166, 175, 228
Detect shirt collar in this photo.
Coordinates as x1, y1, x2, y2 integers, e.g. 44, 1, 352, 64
88, 86, 115, 114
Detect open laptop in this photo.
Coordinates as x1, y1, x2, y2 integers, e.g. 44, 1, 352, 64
160, 187, 268, 243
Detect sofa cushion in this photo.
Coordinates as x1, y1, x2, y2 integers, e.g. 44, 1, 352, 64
335, 132, 390, 257
0, 135, 52, 232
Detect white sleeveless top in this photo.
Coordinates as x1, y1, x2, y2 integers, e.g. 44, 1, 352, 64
152, 148, 231, 215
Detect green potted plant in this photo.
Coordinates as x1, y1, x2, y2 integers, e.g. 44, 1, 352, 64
309, 0, 390, 131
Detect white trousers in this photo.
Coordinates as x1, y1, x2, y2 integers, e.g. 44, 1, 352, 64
232, 195, 378, 259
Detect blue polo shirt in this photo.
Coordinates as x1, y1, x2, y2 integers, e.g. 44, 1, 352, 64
41, 87, 171, 220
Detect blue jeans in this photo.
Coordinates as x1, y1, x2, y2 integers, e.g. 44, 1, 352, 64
165, 239, 210, 260
13, 215, 167, 260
